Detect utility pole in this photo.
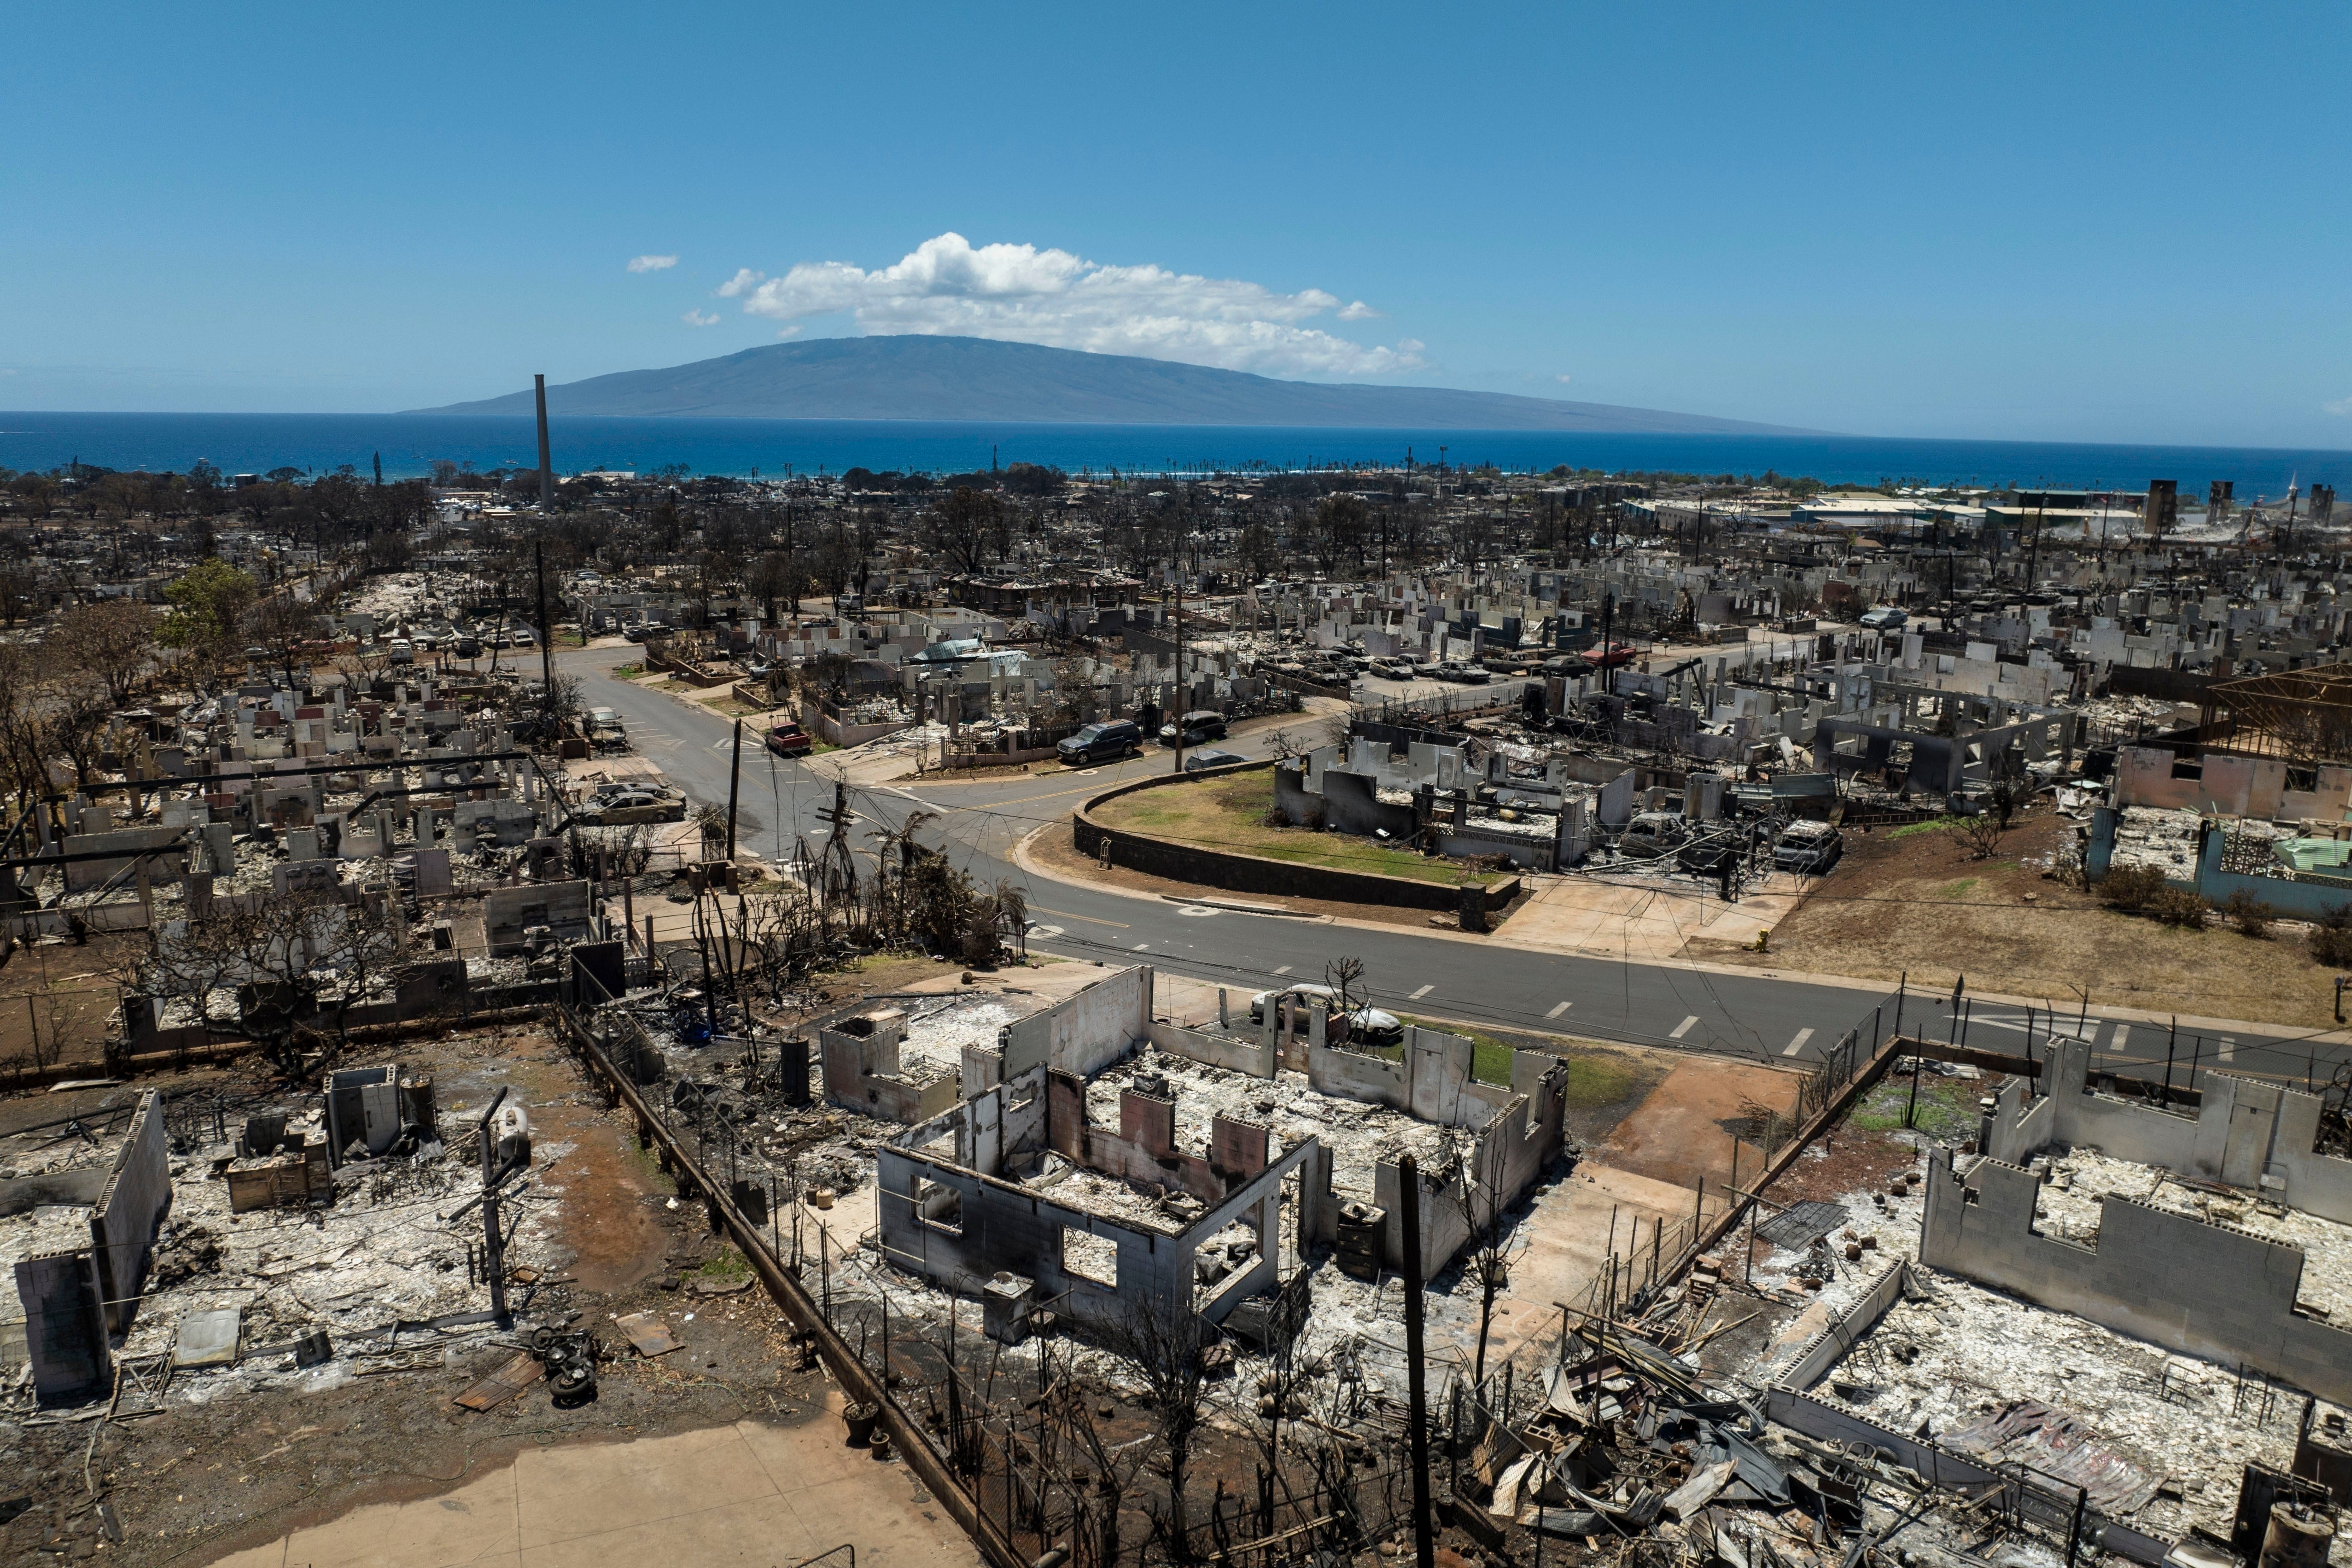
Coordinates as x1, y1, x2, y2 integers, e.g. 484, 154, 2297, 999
725, 718, 744, 861
534, 539, 554, 736
473, 1087, 521, 1326
1171, 580, 1185, 774
1398, 1153, 1435, 1568
534, 374, 553, 510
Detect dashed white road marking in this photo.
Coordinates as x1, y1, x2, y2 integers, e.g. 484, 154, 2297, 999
1783, 1028, 1815, 1057
1670, 1015, 1699, 1039
1409, 984, 1435, 1000
1272, 965, 1292, 976
1546, 1001, 1573, 1020
2218, 1038, 2236, 1061
1133, 942, 1151, 952
2110, 1024, 2130, 1053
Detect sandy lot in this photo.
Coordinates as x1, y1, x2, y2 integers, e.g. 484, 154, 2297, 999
1709, 805, 2347, 1027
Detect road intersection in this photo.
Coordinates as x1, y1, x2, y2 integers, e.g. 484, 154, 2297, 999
555, 644, 2352, 1097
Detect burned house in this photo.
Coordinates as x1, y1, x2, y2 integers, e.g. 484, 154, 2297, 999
871, 964, 1571, 1338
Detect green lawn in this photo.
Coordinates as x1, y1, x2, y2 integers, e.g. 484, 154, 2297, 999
1850, 1073, 1980, 1139
1396, 1015, 1643, 1101
1095, 770, 1500, 888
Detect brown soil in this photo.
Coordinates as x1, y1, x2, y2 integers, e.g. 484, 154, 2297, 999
1026, 825, 1501, 933
1593, 1057, 1806, 1196
1708, 805, 2343, 1028
530, 1093, 670, 1295
0, 932, 142, 1074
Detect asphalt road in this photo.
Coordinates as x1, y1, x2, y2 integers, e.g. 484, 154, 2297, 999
555, 644, 2352, 1098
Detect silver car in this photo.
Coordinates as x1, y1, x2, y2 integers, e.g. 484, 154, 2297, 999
1247, 984, 1404, 1047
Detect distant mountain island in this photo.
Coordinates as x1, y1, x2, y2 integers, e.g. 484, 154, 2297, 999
416, 336, 1813, 433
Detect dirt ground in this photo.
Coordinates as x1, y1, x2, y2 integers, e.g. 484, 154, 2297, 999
5, 1122, 826, 1568
0, 933, 140, 1077
1708, 805, 2347, 1028
1590, 1055, 1808, 1197
0, 948, 1009, 1567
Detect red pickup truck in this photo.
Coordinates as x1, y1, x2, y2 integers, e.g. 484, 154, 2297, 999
764, 723, 813, 758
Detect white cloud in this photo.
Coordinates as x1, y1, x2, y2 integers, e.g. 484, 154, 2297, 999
682, 310, 720, 327
730, 232, 1422, 377
627, 254, 679, 273
775, 324, 804, 339
716, 268, 765, 297
2326, 395, 2352, 416
1555, 374, 1574, 385
1336, 300, 1382, 321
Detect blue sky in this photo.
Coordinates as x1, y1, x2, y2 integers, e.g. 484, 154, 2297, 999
6, 1, 2348, 446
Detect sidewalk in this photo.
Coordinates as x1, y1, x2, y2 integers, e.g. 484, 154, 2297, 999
1009, 825, 2352, 1052
201, 1401, 978, 1568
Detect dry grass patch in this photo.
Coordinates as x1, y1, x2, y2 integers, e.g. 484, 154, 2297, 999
1093, 770, 1500, 888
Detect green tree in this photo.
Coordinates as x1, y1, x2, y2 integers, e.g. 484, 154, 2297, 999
159, 558, 257, 652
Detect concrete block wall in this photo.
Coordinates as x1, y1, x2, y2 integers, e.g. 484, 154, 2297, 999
1146, 1018, 1273, 1077
1359, 1057, 1570, 1272
1985, 1037, 2352, 1223
14, 1251, 105, 1400
1001, 964, 1150, 1081
1044, 1072, 1271, 1202
89, 1093, 169, 1334
1921, 1147, 2352, 1403
875, 1130, 1316, 1335
821, 1011, 959, 1124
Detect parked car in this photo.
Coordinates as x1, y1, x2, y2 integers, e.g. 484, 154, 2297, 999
454, 635, 482, 658
1182, 748, 1248, 772
1247, 985, 1404, 1048
1775, 820, 1843, 874
1056, 719, 1144, 766
1158, 709, 1229, 747
386, 638, 414, 665
1433, 662, 1491, 685
1541, 654, 1593, 677
1859, 606, 1908, 630
1616, 811, 1687, 859
764, 722, 813, 758
1589, 643, 1638, 669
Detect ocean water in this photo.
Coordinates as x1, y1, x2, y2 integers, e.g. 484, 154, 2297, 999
2, 410, 2348, 496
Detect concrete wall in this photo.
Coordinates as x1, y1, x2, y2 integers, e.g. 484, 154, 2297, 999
800, 696, 914, 749
1357, 1052, 1568, 1272
1985, 1036, 2352, 1223
1076, 767, 1522, 913
1305, 768, 1422, 842
89, 1092, 169, 1333
14, 1250, 105, 1400
483, 880, 591, 954
1000, 964, 1150, 1081
820, 1010, 959, 1124
874, 1122, 1314, 1334
2193, 829, 2352, 920
1920, 1146, 2352, 1403
2112, 747, 2352, 820
1044, 1074, 1268, 1204
61, 826, 186, 893
1147, 1018, 1273, 1077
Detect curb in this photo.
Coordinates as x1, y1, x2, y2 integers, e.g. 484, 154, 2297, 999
1158, 893, 1321, 919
